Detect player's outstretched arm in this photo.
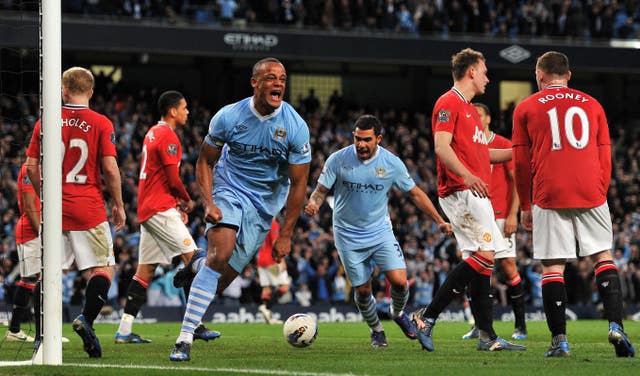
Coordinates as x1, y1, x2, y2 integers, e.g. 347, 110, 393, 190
489, 148, 512, 163
407, 186, 453, 236
196, 141, 222, 224
273, 162, 310, 262
102, 155, 126, 231
304, 183, 330, 217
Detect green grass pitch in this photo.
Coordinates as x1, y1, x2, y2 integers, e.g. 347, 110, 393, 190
1, 320, 638, 375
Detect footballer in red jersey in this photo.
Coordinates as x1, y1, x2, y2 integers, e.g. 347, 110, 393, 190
27, 106, 119, 231
432, 88, 491, 199
5, 163, 41, 342
24, 67, 125, 358
412, 48, 524, 354
137, 119, 190, 223
115, 91, 217, 345
256, 220, 290, 324
459, 103, 527, 342
15, 163, 39, 246
512, 51, 634, 358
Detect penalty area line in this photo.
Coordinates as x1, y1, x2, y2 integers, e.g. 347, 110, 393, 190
62, 363, 361, 376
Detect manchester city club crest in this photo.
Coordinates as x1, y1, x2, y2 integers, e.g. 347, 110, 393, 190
375, 167, 386, 178
273, 126, 286, 140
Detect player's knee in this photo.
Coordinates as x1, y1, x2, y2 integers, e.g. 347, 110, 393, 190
354, 285, 372, 298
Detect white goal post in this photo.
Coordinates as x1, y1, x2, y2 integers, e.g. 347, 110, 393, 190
38, 0, 63, 365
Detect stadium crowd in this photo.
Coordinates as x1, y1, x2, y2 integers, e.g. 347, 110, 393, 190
1, 74, 640, 317
2, 1, 640, 40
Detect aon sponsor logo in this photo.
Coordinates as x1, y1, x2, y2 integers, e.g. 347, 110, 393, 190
472, 126, 488, 145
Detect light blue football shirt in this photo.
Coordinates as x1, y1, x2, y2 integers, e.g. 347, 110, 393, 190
205, 97, 311, 216
318, 144, 415, 250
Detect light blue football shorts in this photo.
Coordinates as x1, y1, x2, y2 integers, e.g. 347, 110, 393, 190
337, 236, 406, 287
206, 187, 273, 273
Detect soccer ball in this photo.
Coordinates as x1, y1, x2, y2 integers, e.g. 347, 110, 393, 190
283, 313, 318, 348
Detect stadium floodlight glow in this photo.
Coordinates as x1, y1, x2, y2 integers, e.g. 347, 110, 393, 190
610, 40, 640, 49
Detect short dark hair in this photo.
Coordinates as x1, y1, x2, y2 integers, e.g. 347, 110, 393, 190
536, 51, 570, 77
252, 57, 283, 78
451, 48, 485, 81
473, 102, 491, 117
354, 114, 382, 135
158, 91, 184, 117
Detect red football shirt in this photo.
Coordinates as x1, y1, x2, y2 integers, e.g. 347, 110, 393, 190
488, 133, 514, 219
432, 88, 491, 198
137, 123, 184, 223
16, 164, 40, 244
256, 220, 280, 267
27, 104, 117, 230
512, 85, 610, 209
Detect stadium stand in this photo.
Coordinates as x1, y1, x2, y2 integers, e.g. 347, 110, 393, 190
2, 1, 638, 40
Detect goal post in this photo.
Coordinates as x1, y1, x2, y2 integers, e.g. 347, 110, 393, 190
38, 0, 63, 365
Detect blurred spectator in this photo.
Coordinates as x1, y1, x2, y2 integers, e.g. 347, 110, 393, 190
218, 0, 238, 26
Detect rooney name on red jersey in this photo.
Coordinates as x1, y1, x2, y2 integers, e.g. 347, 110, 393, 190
512, 85, 610, 209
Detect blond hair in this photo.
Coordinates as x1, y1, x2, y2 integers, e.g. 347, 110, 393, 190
62, 67, 94, 95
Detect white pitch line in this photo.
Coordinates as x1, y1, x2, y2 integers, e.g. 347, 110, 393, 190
62, 363, 362, 376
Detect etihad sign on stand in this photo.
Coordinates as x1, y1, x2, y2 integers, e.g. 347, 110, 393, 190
224, 33, 279, 51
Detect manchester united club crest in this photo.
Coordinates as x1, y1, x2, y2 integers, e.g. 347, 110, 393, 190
274, 127, 287, 140
375, 167, 386, 178
483, 233, 492, 242
183, 238, 192, 246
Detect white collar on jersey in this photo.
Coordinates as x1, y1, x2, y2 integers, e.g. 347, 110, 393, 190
545, 84, 568, 89
62, 103, 88, 109
451, 87, 469, 103
249, 97, 283, 121
352, 144, 380, 165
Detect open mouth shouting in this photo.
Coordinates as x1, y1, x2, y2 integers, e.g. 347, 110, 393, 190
269, 89, 282, 105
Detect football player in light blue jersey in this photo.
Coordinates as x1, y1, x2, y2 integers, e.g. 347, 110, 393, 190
170, 57, 311, 362
305, 114, 452, 348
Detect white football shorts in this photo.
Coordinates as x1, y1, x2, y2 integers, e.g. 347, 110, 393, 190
258, 264, 291, 287
439, 190, 508, 254
62, 221, 115, 271
494, 218, 516, 259
532, 202, 613, 260
18, 237, 41, 278
139, 208, 197, 265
